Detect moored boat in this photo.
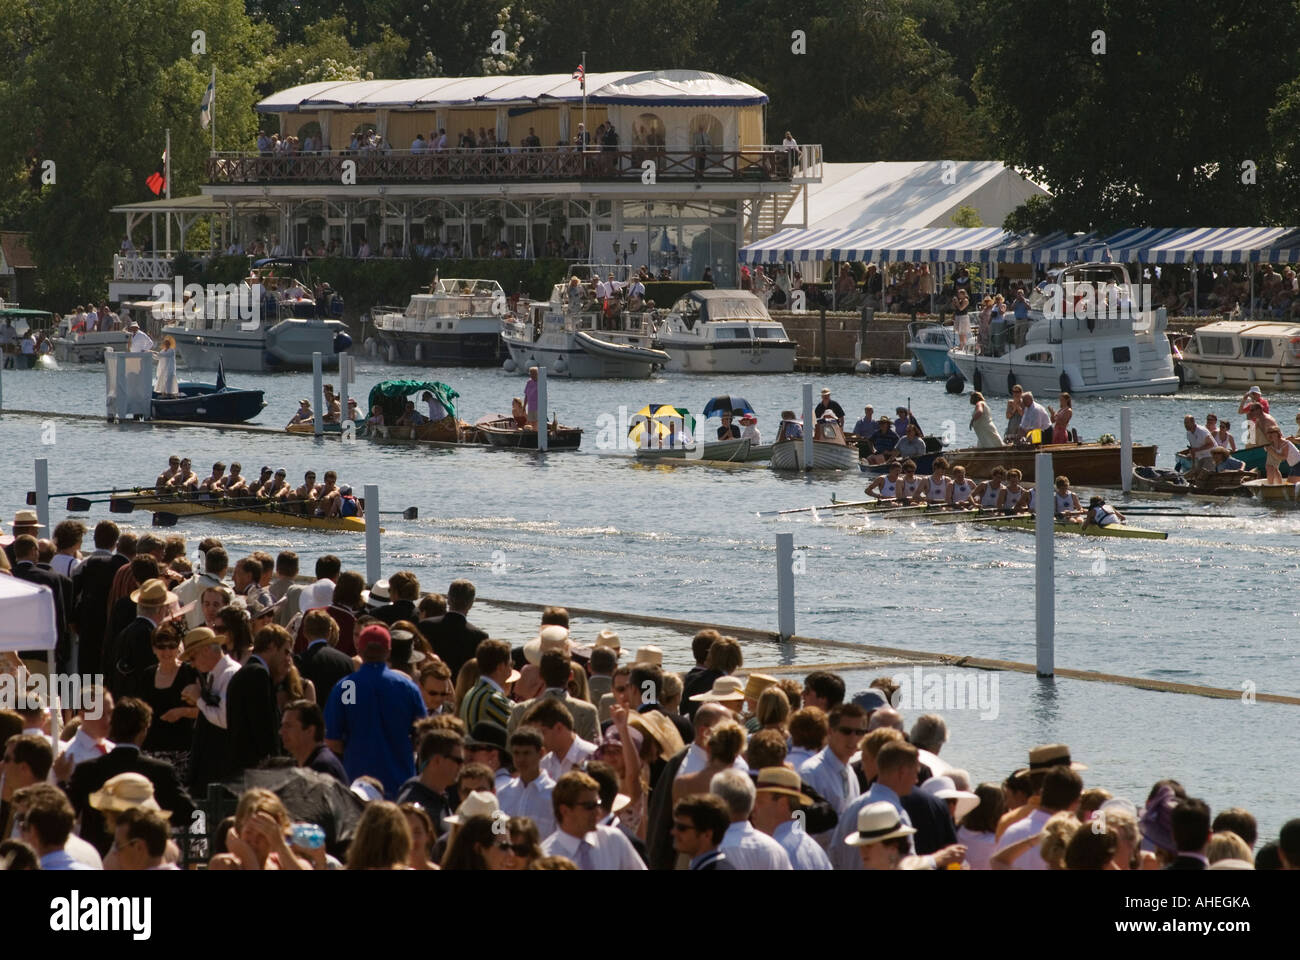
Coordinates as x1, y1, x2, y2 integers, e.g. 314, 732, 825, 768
151, 362, 266, 423
1243, 478, 1300, 503
1176, 443, 1289, 478
476, 413, 582, 451
369, 278, 506, 366
654, 290, 797, 374
770, 417, 858, 471
1134, 464, 1254, 497
634, 437, 751, 462
1179, 320, 1300, 391
906, 321, 958, 377
931, 441, 1157, 485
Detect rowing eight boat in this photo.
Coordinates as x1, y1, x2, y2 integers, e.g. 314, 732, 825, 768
110, 491, 370, 532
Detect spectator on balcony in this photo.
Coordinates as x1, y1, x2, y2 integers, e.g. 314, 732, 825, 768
257, 132, 271, 155
523, 127, 541, 150
357, 239, 371, 259
478, 128, 489, 148
576, 123, 590, 149
411, 134, 426, 154
270, 236, 284, 258
433, 129, 447, 151
383, 243, 395, 258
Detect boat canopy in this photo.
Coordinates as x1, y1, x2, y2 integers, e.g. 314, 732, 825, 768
671, 290, 770, 322
367, 379, 460, 422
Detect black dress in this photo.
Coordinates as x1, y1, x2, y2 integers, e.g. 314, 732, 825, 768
142, 662, 199, 785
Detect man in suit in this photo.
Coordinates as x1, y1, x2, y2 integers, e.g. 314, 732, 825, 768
226, 624, 291, 774
106, 577, 174, 698
1166, 797, 1212, 870
296, 608, 355, 708
370, 570, 420, 626
900, 773, 959, 856
586, 642, 618, 704
673, 793, 736, 870
645, 743, 691, 869
506, 651, 600, 743
72, 520, 122, 677
10, 533, 73, 670
66, 697, 195, 855
419, 578, 487, 677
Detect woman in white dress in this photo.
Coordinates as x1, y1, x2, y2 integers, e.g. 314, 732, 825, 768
153, 335, 179, 397
969, 391, 1003, 448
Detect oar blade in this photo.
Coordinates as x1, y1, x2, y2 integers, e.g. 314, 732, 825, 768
403, 507, 419, 520
109, 498, 136, 514
151, 511, 179, 527
66, 497, 94, 512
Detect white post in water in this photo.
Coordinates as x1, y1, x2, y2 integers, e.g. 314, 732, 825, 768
1120, 406, 1132, 493
776, 532, 795, 640
801, 382, 814, 470
312, 352, 324, 437
536, 366, 549, 452
1035, 451, 1054, 677
34, 458, 50, 531
338, 351, 349, 426
364, 483, 380, 586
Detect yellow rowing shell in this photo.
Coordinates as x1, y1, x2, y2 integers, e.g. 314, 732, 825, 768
116, 491, 371, 533
985, 516, 1168, 540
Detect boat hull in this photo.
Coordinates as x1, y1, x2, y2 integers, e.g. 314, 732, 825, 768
770, 440, 858, 471
948, 352, 1179, 398
634, 437, 751, 462
1244, 478, 1300, 503
659, 340, 797, 374
53, 332, 131, 363
936, 443, 1157, 485
743, 443, 774, 462
164, 322, 343, 372
1176, 443, 1288, 478
477, 415, 582, 451
113, 492, 368, 532
151, 384, 266, 423
1131, 466, 1190, 494
372, 330, 504, 366
1182, 359, 1300, 392
989, 516, 1168, 539
502, 335, 660, 379
908, 344, 957, 377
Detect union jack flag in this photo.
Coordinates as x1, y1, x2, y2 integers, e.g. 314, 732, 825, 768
572, 64, 585, 91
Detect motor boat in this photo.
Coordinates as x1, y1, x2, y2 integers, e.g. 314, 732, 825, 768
654, 290, 796, 373
1178, 319, 1300, 391
906, 321, 957, 377
369, 278, 506, 366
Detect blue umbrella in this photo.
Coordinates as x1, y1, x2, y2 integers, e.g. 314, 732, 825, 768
702, 395, 755, 418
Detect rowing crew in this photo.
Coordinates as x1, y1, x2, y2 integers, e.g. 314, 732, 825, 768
154, 458, 360, 518
863, 462, 1124, 526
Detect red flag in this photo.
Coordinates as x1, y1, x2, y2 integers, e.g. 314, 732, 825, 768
146, 149, 167, 195
572, 64, 585, 91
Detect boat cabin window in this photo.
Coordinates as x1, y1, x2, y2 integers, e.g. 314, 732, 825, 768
672, 296, 702, 330
1242, 338, 1274, 359
1112, 346, 1131, 364
1197, 334, 1235, 356
755, 326, 787, 339
712, 326, 744, 338
1024, 351, 1053, 364
814, 421, 843, 442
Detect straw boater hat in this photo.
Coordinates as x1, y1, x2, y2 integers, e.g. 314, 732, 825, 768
179, 626, 221, 663
130, 578, 178, 608
689, 676, 746, 703
12, 509, 44, 529
444, 790, 500, 827
742, 673, 779, 701
755, 767, 812, 806
627, 710, 685, 757
920, 776, 980, 823
89, 773, 171, 819
573, 627, 622, 659
1013, 743, 1088, 779
523, 625, 572, 666
631, 645, 663, 667
844, 802, 917, 847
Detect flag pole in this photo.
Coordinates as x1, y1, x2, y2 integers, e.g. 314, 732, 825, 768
210, 66, 217, 156
165, 127, 172, 255
582, 50, 587, 152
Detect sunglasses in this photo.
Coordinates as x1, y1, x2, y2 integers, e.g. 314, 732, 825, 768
837, 726, 868, 736
153, 642, 180, 650
671, 820, 696, 833
567, 801, 601, 810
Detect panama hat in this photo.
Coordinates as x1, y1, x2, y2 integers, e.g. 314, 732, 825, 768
573, 627, 621, 659
844, 802, 917, 846
631, 645, 663, 667
444, 790, 501, 826
755, 767, 811, 805
689, 676, 746, 703
178, 626, 221, 662
12, 509, 44, 529
89, 773, 171, 819
742, 673, 778, 701
523, 625, 572, 666
627, 710, 685, 757
920, 776, 980, 823
1013, 743, 1088, 778
130, 578, 178, 607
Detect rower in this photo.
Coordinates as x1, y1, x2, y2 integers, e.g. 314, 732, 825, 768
314, 471, 341, 517
295, 470, 319, 504
173, 458, 198, 491
156, 455, 181, 491
973, 466, 1006, 510
338, 484, 360, 518
288, 398, 313, 427
897, 459, 923, 504
198, 461, 227, 493
263, 468, 292, 500
250, 466, 274, 497
864, 461, 903, 501
997, 469, 1030, 514
923, 457, 951, 506
948, 465, 975, 509
1027, 475, 1083, 523
1082, 495, 1125, 529
222, 462, 249, 495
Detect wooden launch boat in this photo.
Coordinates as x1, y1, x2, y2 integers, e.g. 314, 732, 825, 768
476, 414, 583, 451
933, 441, 1157, 485
770, 417, 858, 471
634, 436, 750, 462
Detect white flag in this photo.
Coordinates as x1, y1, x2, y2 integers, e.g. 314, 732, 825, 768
200, 68, 215, 130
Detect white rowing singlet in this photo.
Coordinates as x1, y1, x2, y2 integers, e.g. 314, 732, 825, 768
927, 476, 948, 499
951, 480, 974, 502
902, 478, 922, 498
979, 483, 1002, 508
878, 477, 898, 497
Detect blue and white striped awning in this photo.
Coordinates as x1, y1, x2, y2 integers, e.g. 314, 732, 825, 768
1260, 229, 1300, 263
984, 231, 1103, 264
738, 226, 1014, 264
1069, 227, 1300, 264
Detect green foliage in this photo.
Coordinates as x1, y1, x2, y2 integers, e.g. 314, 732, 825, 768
950, 204, 983, 228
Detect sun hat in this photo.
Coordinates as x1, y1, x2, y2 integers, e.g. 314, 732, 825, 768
178, 626, 221, 662
350, 778, 383, 804
742, 673, 778, 701
1139, 784, 1178, 854
246, 594, 285, 620
12, 509, 44, 528
631, 645, 663, 667
300, 578, 335, 611
627, 710, 685, 757
755, 766, 812, 805
444, 790, 500, 826
920, 775, 980, 823
523, 625, 572, 666
844, 802, 917, 846
740, 413, 757, 425
130, 578, 178, 607
593, 628, 621, 651
689, 676, 746, 703
89, 773, 170, 818
1013, 743, 1088, 778
366, 578, 391, 608
820, 388, 831, 396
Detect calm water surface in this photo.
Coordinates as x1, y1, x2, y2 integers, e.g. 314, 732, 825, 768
1, 359, 1296, 834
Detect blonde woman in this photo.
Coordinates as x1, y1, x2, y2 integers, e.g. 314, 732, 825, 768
209, 788, 309, 870
348, 801, 413, 870
400, 802, 440, 870
1207, 830, 1253, 866
153, 335, 179, 397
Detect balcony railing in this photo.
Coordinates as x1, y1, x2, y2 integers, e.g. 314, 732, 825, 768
113, 254, 174, 282
207, 145, 822, 186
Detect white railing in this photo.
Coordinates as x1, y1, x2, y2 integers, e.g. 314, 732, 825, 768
113, 255, 174, 282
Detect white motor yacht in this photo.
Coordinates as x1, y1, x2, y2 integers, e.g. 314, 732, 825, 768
654, 290, 796, 373
369, 278, 506, 366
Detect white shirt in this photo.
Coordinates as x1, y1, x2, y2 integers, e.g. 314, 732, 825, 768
128, 329, 154, 352
957, 826, 998, 870
675, 743, 750, 780
773, 820, 833, 870
196, 654, 241, 729
541, 825, 646, 870
798, 747, 859, 815
49, 553, 79, 578
785, 745, 816, 770
1019, 402, 1051, 433
426, 399, 448, 421
740, 424, 762, 444
498, 771, 557, 839
540, 736, 597, 782
719, 821, 792, 870
62, 728, 114, 770
176, 571, 225, 628
1186, 425, 1216, 457
994, 807, 1053, 870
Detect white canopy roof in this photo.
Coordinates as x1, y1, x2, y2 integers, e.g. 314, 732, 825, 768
258, 70, 768, 112
0, 575, 57, 652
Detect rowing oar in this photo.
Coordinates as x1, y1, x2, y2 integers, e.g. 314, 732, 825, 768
757, 499, 875, 518
105, 495, 303, 514
29, 487, 127, 505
